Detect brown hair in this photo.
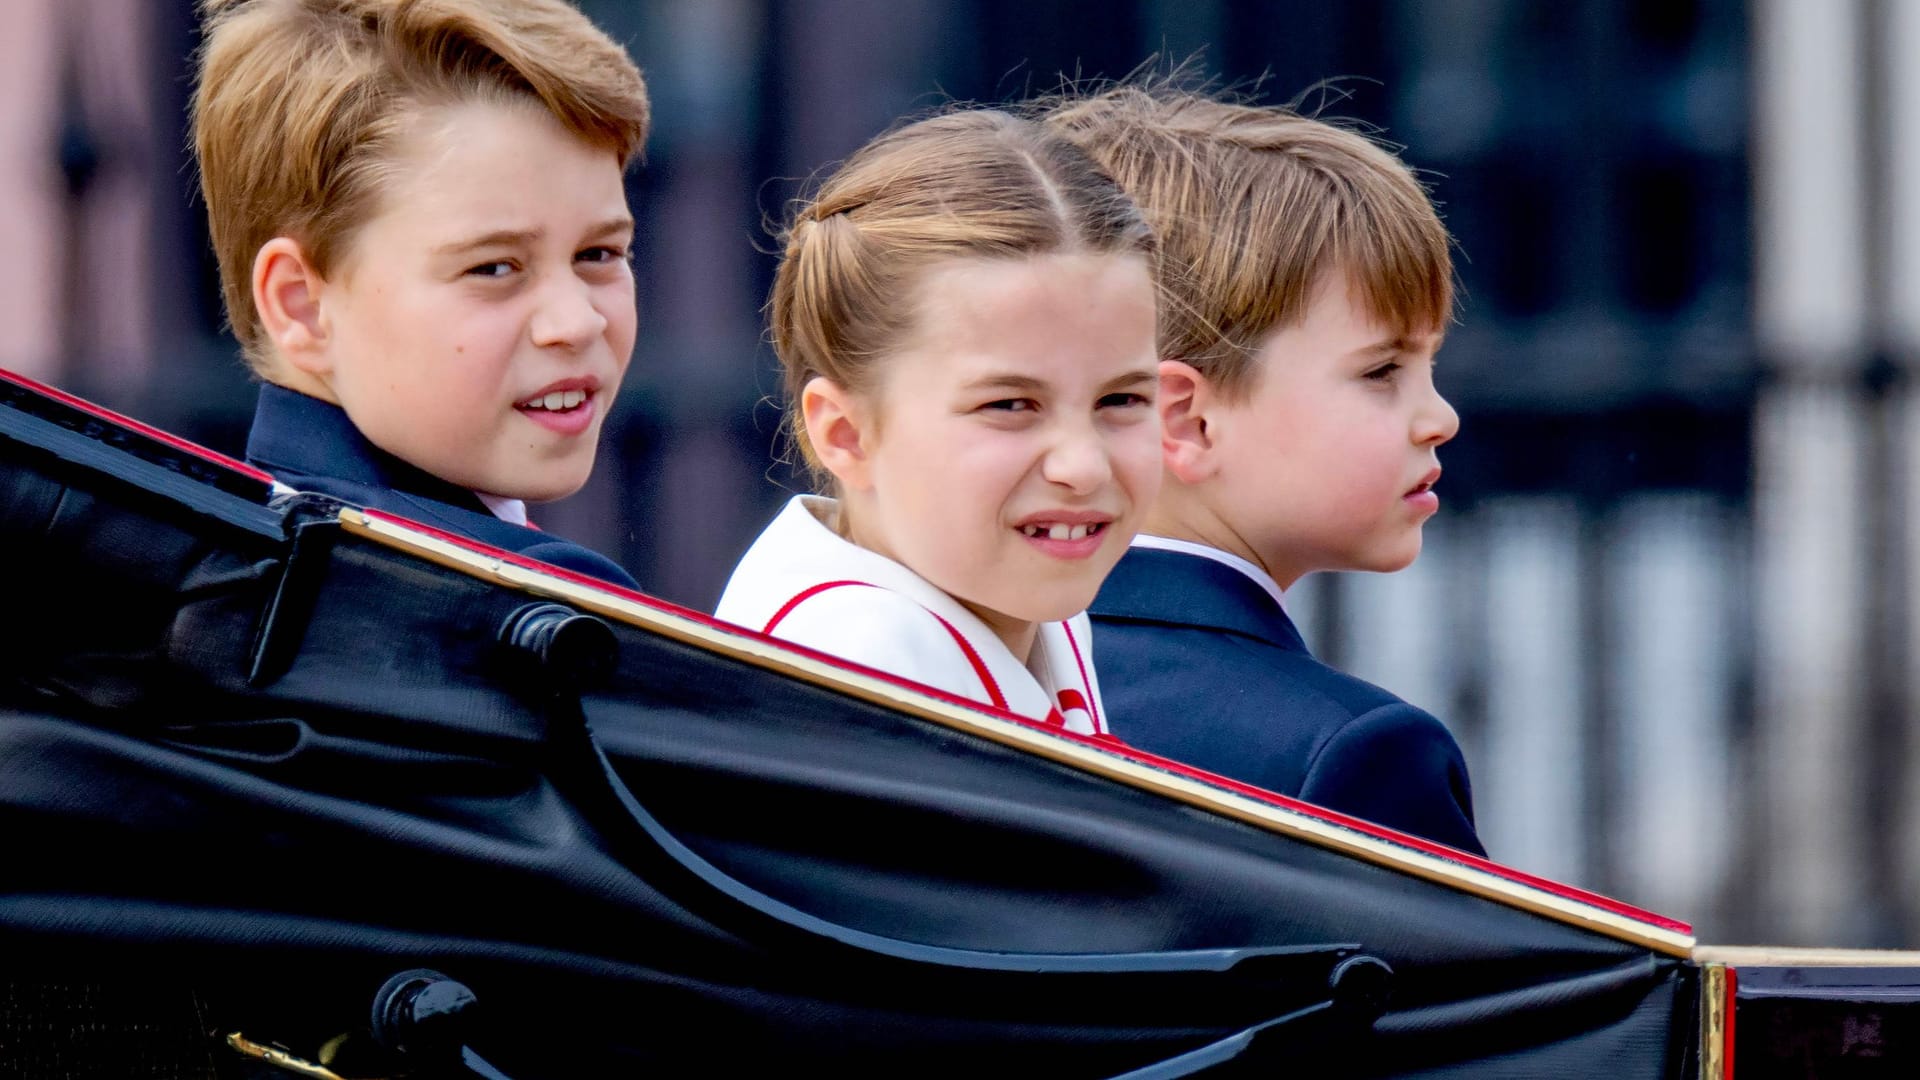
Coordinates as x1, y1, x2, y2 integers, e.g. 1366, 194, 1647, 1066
1041, 84, 1452, 397
770, 108, 1155, 480
191, 0, 651, 372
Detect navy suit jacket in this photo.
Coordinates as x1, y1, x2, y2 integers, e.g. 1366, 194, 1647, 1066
244, 383, 639, 589
1090, 548, 1484, 856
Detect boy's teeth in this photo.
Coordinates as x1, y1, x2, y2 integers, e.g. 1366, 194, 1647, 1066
523, 389, 589, 411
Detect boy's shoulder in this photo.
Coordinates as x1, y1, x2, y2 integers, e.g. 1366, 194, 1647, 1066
244, 383, 637, 588
1088, 545, 1482, 854
1088, 547, 1405, 728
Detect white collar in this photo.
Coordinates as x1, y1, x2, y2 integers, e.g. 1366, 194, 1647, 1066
1129, 534, 1287, 611
476, 492, 529, 526
718, 496, 1106, 731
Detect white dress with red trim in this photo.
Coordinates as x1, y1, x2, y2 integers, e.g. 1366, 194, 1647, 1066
714, 496, 1108, 736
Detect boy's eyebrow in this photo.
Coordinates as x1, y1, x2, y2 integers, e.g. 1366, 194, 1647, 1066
1100, 369, 1158, 392
1351, 332, 1444, 359
433, 216, 635, 257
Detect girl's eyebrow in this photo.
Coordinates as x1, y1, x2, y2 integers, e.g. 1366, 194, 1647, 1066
963, 369, 1155, 394
962, 373, 1048, 393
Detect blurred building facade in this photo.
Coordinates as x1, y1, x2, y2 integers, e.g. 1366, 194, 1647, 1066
4, 0, 1907, 946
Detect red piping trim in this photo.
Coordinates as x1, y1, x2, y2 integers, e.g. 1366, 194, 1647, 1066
762, 579, 1008, 711
764, 580, 865, 636
919, 607, 1009, 711
1060, 621, 1102, 733
352, 506, 1691, 937
0, 367, 276, 485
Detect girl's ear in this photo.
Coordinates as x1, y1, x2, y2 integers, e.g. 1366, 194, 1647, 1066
253, 237, 331, 379
800, 376, 876, 491
1158, 360, 1220, 484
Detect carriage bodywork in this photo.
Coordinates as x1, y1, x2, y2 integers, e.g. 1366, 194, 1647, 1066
0, 366, 1910, 1078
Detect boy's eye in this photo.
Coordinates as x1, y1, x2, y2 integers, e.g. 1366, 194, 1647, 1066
1098, 391, 1152, 409
1362, 361, 1402, 382
578, 245, 631, 265
465, 260, 515, 279
980, 398, 1038, 413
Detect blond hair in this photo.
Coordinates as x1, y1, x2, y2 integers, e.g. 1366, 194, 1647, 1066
1042, 85, 1452, 396
770, 108, 1155, 480
191, 0, 651, 372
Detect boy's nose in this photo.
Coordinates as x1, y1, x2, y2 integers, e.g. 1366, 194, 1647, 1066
1041, 427, 1114, 493
1414, 387, 1460, 446
530, 279, 609, 351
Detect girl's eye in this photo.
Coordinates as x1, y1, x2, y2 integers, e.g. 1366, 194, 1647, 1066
1362, 361, 1402, 382
465, 260, 515, 279
578, 245, 631, 265
1098, 391, 1151, 409
980, 398, 1037, 412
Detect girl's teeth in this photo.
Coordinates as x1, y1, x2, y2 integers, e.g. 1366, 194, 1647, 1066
1023, 523, 1102, 540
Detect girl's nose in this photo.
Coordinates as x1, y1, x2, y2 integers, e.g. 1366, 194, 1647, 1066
1041, 426, 1114, 493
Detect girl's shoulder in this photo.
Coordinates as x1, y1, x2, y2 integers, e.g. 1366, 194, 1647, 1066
714, 497, 990, 701
757, 580, 991, 703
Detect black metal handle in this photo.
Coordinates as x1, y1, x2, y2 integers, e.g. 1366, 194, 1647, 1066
499, 603, 618, 695
370, 969, 514, 1080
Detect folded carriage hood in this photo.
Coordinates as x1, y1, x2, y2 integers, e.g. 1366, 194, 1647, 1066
0, 368, 1698, 1078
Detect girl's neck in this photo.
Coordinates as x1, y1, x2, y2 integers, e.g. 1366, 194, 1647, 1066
956, 601, 1039, 664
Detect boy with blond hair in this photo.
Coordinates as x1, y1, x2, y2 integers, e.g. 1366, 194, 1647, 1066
1044, 87, 1483, 854
193, 0, 649, 586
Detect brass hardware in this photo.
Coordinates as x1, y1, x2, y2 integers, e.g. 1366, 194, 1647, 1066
225, 1032, 355, 1080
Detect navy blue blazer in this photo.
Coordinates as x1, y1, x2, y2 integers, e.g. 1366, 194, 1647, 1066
1090, 548, 1484, 856
244, 383, 639, 589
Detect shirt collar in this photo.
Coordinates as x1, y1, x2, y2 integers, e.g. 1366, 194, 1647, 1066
476, 492, 529, 526
1128, 534, 1288, 611
246, 382, 494, 517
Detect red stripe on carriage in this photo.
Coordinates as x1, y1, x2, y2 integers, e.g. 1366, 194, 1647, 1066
1724, 964, 1738, 1079
0, 367, 276, 486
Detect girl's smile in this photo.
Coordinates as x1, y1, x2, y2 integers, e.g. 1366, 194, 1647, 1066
1015, 512, 1115, 558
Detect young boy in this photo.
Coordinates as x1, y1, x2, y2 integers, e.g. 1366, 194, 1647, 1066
1044, 87, 1484, 855
192, 0, 650, 587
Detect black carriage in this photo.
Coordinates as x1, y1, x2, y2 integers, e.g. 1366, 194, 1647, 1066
1, 366, 1911, 1078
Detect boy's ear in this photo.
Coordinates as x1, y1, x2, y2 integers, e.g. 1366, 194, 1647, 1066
252, 237, 331, 376
800, 376, 876, 491
1158, 359, 1221, 484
